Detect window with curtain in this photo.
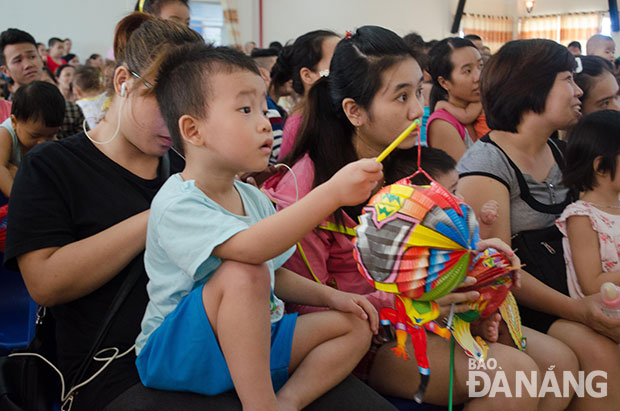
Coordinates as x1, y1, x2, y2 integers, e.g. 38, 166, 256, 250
189, 1, 224, 45
518, 12, 604, 49
220, 0, 242, 49
461, 14, 514, 53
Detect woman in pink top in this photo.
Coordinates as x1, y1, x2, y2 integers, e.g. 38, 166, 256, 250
270, 30, 340, 160
263, 26, 562, 409
427, 37, 482, 160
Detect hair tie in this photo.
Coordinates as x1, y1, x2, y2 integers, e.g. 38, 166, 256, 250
344, 31, 353, 40
574, 56, 583, 74
138, 0, 146, 12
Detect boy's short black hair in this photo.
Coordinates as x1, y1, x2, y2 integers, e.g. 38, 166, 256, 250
0, 28, 37, 66
48, 37, 63, 48
464, 34, 482, 42
250, 47, 279, 58
384, 146, 457, 186
154, 44, 260, 156
563, 110, 620, 192
482, 39, 576, 132
11, 81, 65, 127
567, 41, 582, 50
268, 41, 283, 51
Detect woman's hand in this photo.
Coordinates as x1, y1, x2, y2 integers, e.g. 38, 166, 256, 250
326, 290, 379, 335
435, 276, 480, 318
578, 293, 620, 343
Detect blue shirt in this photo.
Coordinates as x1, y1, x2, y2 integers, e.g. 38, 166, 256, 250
136, 174, 295, 353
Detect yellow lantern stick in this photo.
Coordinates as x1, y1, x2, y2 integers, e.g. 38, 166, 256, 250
375, 119, 421, 163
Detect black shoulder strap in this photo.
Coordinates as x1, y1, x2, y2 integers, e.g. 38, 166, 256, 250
68, 260, 143, 390
480, 135, 571, 215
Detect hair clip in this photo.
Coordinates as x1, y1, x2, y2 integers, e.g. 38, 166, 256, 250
344, 31, 353, 40
319, 69, 330, 78
574, 56, 583, 74
138, 0, 146, 12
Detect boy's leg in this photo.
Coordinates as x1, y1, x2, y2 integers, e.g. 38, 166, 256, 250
202, 260, 278, 410
276, 310, 373, 410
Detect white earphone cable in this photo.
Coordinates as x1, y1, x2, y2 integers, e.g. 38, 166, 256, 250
273, 163, 298, 203
83, 86, 125, 145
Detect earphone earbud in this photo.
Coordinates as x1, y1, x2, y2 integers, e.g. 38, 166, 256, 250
120, 82, 127, 98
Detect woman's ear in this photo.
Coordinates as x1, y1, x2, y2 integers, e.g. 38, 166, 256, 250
437, 75, 450, 93
299, 67, 318, 91
113, 66, 131, 98
342, 97, 366, 127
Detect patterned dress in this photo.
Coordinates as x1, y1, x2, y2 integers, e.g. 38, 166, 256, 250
556, 200, 620, 298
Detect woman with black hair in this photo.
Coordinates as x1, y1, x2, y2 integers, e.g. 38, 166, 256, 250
263, 26, 570, 409
134, 0, 190, 26
270, 29, 340, 159
426, 37, 482, 161
458, 39, 620, 410
575, 55, 620, 114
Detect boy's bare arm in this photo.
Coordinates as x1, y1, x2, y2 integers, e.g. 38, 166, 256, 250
274, 267, 378, 333
212, 158, 382, 264
0, 128, 15, 197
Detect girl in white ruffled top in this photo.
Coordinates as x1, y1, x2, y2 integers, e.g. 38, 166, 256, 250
557, 110, 620, 299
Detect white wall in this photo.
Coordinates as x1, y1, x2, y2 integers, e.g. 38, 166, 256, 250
0, 0, 136, 62
0, 0, 614, 62
258, 0, 457, 47
515, 0, 607, 16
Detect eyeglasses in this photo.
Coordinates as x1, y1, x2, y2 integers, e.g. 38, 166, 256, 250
130, 70, 153, 89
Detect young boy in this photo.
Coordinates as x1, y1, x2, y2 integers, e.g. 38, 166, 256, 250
46, 37, 66, 75
0, 80, 63, 250
0, 80, 63, 197
587, 34, 616, 64
135, 44, 381, 410
73, 65, 109, 129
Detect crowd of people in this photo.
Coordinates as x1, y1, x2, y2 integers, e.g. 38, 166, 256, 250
2, 0, 620, 410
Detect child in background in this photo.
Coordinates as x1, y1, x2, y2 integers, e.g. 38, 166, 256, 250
557, 110, 620, 299
46, 37, 66, 75
0, 81, 64, 197
270, 30, 340, 160
86, 53, 103, 68
587, 34, 616, 64
73, 65, 109, 129
434, 100, 490, 140
0, 81, 63, 249
135, 44, 380, 410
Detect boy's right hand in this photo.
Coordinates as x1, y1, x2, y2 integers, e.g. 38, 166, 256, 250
328, 158, 383, 207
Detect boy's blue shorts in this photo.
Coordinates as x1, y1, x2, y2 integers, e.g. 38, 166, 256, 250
136, 284, 297, 395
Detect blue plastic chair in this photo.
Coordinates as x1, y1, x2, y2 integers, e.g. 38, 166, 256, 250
0, 263, 37, 355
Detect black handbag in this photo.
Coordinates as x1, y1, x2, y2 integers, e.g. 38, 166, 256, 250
0, 307, 60, 411
482, 135, 573, 332
0, 263, 143, 411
